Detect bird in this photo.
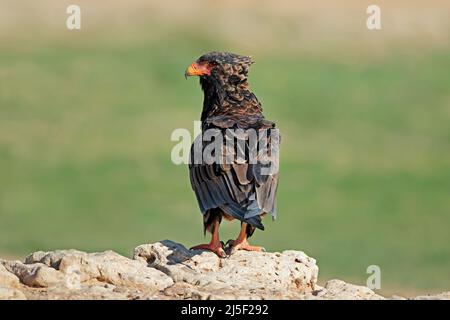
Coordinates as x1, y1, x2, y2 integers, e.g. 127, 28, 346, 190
185, 52, 279, 257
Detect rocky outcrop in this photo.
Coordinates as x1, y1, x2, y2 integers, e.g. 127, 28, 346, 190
0, 240, 448, 300
304, 279, 385, 300
134, 240, 318, 299
0, 264, 26, 300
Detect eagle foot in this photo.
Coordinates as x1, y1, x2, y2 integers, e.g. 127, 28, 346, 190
225, 239, 266, 255
190, 241, 226, 258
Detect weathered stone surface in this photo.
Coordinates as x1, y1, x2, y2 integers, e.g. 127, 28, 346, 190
0, 264, 21, 288
304, 279, 385, 300
412, 292, 450, 300
0, 240, 448, 300
23, 249, 174, 291
389, 295, 407, 300
134, 240, 318, 299
22, 281, 158, 300
1, 260, 65, 287
0, 286, 27, 300
0, 264, 27, 300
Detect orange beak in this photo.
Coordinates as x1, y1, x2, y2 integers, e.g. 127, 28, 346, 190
185, 62, 211, 79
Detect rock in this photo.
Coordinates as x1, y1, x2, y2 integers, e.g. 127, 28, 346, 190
389, 295, 407, 300
1, 248, 173, 299
0, 263, 27, 300
0, 286, 27, 300
134, 240, 318, 299
24, 282, 153, 300
305, 279, 385, 300
0, 240, 447, 300
0, 264, 21, 288
412, 292, 450, 300
1, 260, 65, 287
24, 249, 174, 292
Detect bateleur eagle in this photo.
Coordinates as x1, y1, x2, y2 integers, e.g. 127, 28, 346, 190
185, 52, 279, 257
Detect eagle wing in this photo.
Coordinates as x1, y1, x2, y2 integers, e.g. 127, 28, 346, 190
188, 115, 279, 230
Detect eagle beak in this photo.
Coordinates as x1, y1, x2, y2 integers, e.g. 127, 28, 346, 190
185, 62, 210, 79
184, 68, 190, 79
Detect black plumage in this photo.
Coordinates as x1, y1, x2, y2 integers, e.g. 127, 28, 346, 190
185, 52, 279, 255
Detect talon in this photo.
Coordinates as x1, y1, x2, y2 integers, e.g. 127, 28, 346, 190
217, 248, 227, 258
190, 242, 226, 258
228, 240, 266, 253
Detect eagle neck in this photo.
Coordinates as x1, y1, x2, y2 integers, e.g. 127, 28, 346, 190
200, 76, 258, 126
199, 76, 226, 123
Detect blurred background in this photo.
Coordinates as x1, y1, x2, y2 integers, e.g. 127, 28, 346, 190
0, 0, 449, 296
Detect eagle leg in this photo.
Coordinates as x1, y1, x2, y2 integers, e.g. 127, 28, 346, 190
190, 219, 226, 258
226, 222, 266, 254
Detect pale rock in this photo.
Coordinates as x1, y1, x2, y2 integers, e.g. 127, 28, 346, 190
389, 295, 407, 300
25, 249, 173, 291
0, 286, 27, 300
0, 241, 447, 300
134, 240, 318, 299
412, 291, 450, 300
0, 264, 20, 288
1, 259, 65, 287
307, 279, 385, 300
25, 282, 142, 300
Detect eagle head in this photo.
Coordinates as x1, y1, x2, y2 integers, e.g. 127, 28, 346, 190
185, 51, 253, 86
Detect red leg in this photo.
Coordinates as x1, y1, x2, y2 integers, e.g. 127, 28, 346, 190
226, 222, 265, 254
190, 219, 226, 257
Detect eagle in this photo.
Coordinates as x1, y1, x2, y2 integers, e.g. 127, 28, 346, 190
185, 52, 279, 257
